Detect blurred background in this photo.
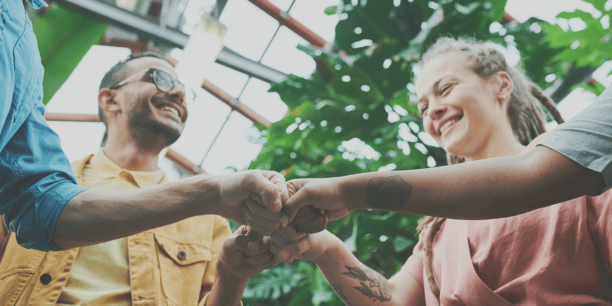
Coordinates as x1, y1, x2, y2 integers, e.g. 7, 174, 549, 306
32, 0, 612, 304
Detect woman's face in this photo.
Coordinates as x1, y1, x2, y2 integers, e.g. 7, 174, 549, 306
415, 53, 508, 158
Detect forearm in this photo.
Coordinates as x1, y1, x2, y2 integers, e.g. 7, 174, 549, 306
343, 146, 599, 219
205, 262, 248, 306
52, 175, 221, 249
313, 233, 397, 305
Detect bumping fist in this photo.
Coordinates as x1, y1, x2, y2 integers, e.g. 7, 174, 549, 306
289, 205, 328, 234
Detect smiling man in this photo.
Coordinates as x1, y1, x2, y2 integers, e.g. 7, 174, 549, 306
0, 53, 278, 305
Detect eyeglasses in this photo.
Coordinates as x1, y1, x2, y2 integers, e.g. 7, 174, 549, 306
109, 68, 197, 105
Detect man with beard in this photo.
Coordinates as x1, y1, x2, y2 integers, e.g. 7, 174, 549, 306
0, 53, 279, 305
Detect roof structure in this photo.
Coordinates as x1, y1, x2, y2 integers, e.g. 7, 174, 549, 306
41, 0, 610, 179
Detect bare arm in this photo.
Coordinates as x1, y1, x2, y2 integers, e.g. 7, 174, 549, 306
53, 170, 287, 249
205, 225, 278, 306
270, 229, 424, 306
283, 146, 599, 223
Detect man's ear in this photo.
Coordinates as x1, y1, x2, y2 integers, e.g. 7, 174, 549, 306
98, 88, 121, 114
496, 71, 514, 105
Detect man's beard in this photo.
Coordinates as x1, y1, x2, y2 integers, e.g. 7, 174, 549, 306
127, 97, 183, 151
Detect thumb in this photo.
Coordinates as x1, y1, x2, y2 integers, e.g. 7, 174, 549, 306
234, 234, 260, 252
279, 238, 311, 263
254, 172, 283, 214
281, 187, 310, 228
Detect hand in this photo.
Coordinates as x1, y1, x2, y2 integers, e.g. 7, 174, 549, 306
218, 225, 279, 280
281, 178, 350, 227
217, 170, 288, 236
288, 205, 328, 234
269, 226, 332, 264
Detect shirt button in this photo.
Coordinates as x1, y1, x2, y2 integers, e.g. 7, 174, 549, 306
177, 250, 187, 260
40, 273, 52, 285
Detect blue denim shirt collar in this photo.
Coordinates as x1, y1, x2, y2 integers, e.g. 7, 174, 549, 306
26, 0, 48, 9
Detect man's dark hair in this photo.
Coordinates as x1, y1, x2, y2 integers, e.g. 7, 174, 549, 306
98, 52, 166, 127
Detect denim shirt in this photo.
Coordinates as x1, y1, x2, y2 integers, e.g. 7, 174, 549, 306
0, 0, 86, 251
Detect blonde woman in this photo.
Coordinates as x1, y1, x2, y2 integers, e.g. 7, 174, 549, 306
267, 38, 612, 305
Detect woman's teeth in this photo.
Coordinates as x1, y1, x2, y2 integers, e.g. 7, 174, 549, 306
160, 106, 179, 117
440, 118, 459, 134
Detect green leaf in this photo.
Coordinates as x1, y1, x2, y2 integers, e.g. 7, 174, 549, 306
557, 9, 596, 23
582, 0, 609, 13
34, 5, 109, 105
572, 82, 607, 96
324, 5, 338, 15
393, 235, 415, 252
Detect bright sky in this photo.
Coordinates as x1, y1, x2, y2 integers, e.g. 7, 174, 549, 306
45, 0, 611, 180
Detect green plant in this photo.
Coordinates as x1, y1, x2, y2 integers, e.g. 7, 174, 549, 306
245, 0, 612, 304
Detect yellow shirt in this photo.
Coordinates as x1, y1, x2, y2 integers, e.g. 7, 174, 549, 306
0, 152, 232, 306
58, 149, 166, 305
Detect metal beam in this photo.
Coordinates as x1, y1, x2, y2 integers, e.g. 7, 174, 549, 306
164, 55, 272, 127
248, 0, 328, 48
213, 0, 229, 19
44, 112, 206, 175
550, 66, 598, 103
55, 0, 288, 83
201, 80, 271, 127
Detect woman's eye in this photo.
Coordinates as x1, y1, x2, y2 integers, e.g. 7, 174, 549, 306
440, 84, 453, 95
420, 106, 428, 115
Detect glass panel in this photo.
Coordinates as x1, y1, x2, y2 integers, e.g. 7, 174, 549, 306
260, 27, 316, 78
268, 0, 295, 12
239, 78, 289, 123
288, 0, 340, 43
171, 92, 233, 164
181, 0, 217, 34
201, 112, 263, 174
47, 46, 132, 114
219, 0, 280, 61
47, 122, 106, 162
206, 63, 250, 97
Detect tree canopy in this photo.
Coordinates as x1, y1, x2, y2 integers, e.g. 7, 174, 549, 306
243, 0, 612, 305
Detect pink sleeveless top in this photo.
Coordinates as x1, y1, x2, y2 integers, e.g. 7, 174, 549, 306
403, 136, 612, 305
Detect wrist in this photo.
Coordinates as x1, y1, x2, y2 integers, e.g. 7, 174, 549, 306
192, 174, 223, 216
310, 231, 340, 265
335, 176, 361, 212
216, 260, 249, 285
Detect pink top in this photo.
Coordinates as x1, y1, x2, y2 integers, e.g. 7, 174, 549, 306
403, 137, 612, 305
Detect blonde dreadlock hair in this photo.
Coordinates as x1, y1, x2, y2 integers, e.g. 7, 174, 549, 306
414, 37, 564, 300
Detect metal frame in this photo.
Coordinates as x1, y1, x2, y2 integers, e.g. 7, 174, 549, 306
46, 3, 603, 176
248, 0, 328, 48
55, 0, 288, 84
44, 112, 206, 175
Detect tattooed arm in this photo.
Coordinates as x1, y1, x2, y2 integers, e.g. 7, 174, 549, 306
269, 228, 424, 306
282, 146, 598, 224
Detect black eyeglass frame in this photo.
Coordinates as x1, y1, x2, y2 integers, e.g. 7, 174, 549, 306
109, 68, 197, 104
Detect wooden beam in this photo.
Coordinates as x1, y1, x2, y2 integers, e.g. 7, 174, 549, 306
165, 148, 207, 175
44, 112, 206, 175
201, 80, 271, 128
164, 55, 272, 128
45, 112, 101, 122
248, 0, 328, 48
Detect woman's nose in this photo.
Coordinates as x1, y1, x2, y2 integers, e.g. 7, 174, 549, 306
428, 102, 447, 120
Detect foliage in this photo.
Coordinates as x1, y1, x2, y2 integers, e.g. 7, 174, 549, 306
246, 0, 611, 305
33, 5, 109, 104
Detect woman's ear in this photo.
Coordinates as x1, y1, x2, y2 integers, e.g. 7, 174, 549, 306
98, 88, 120, 114
496, 71, 513, 105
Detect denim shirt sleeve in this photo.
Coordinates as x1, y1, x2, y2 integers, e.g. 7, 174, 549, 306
0, 0, 86, 251
25, 0, 48, 9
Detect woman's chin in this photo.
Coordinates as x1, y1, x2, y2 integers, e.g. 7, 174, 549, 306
442, 137, 466, 157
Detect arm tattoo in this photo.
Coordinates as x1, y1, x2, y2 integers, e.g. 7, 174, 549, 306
342, 265, 391, 302
331, 284, 353, 306
365, 175, 412, 210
